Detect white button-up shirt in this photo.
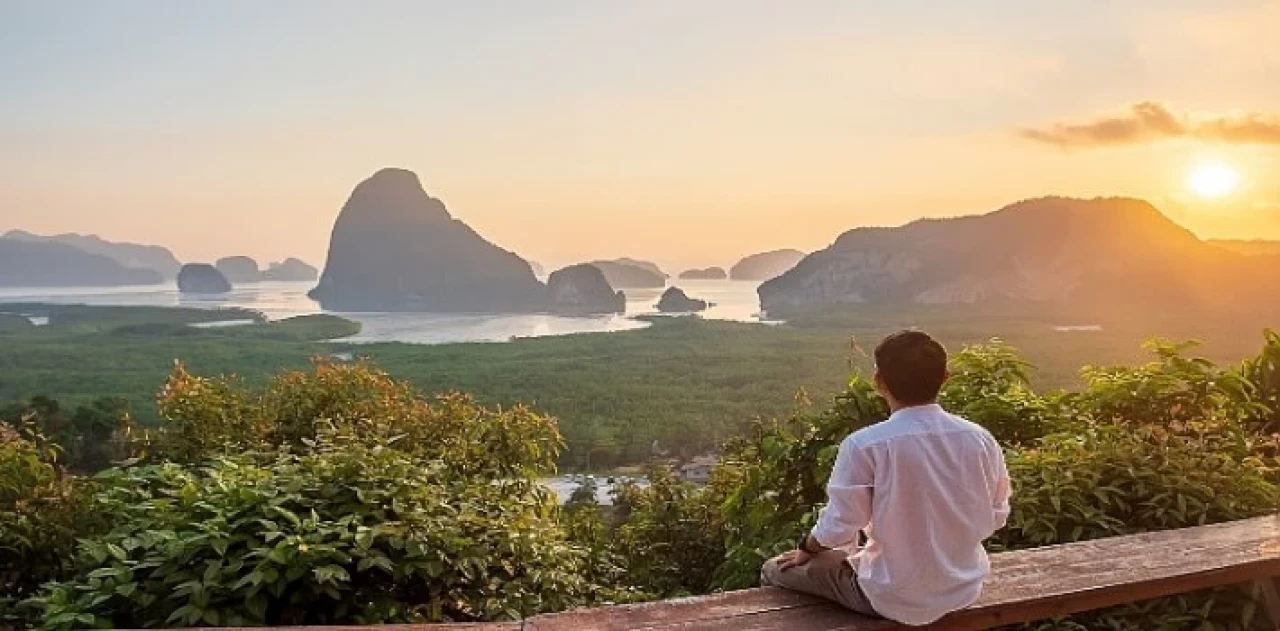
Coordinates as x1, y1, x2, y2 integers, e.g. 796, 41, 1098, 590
810, 404, 1011, 626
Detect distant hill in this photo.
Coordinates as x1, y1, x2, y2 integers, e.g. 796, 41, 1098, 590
3, 230, 181, 278
262, 258, 318, 282
730, 249, 805, 281
588, 261, 667, 289
1209, 239, 1280, 256
215, 256, 261, 283
612, 258, 668, 279
0, 240, 164, 287
679, 267, 728, 280
310, 168, 547, 312
760, 197, 1280, 314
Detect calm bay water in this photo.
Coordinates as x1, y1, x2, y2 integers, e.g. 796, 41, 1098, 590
0, 279, 766, 344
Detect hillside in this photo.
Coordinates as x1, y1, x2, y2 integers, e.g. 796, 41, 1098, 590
612, 258, 668, 278
730, 249, 805, 281
261, 258, 319, 281
679, 267, 727, 280
2, 230, 182, 278
760, 197, 1280, 314
0, 239, 165, 287
588, 260, 667, 289
1210, 239, 1280, 256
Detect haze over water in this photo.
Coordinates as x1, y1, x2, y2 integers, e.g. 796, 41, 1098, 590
0, 279, 765, 344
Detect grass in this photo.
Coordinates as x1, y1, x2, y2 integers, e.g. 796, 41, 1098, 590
1, 302, 1276, 468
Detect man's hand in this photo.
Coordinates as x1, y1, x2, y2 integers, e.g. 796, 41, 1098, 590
776, 548, 814, 571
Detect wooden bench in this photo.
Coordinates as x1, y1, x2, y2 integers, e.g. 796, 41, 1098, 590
195, 515, 1280, 630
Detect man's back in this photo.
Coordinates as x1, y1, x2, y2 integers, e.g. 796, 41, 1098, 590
812, 404, 1010, 625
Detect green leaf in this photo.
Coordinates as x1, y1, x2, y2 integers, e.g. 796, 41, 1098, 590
269, 505, 303, 529
106, 543, 128, 562
166, 604, 200, 625
313, 564, 351, 584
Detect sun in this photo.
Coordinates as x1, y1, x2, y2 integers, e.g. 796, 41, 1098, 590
1186, 162, 1240, 199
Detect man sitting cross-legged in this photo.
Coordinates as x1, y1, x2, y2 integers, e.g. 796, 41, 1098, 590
761, 330, 1012, 626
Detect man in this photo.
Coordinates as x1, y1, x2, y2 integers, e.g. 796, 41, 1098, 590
761, 330, 1011, 626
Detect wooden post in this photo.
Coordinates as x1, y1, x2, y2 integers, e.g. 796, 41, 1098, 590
1256, 576, 1280, 628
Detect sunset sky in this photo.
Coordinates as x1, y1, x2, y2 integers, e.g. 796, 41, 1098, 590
3, 0, 1279, 271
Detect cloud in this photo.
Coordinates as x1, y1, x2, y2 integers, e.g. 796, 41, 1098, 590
1019, 102, 1280, 148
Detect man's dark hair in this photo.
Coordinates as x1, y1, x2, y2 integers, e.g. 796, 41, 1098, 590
873, 330, 948, 405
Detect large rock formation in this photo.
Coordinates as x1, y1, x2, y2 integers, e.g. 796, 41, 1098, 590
656, 287, 709, 313
730, 249, 805, 281
177, 263, 232, 294
215, 256, 261, 283
309, 168, 547, 312
2, 230, 182, 279
759, 197, 1280, 315
678, 267, 728, 280
0, 240, 164, 287
589, 261, 667, 289
547, 264, 625, 314
261, 258, 319, 281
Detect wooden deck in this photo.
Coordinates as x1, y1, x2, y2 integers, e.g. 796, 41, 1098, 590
187, 515, 1280, 630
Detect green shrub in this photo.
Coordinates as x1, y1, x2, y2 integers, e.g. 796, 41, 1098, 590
1, 396, 138, 474
151, 364, 265, 464
1075, 339, 1263, 430
942, 339, 1057, 444
0, 426, 102, 628
609, 466, 729, 597
36, 440, 587, 628
559, 503, 651, 605
154, 359, 563, 476
33, 361, 590, 628
992, 336, 1280, 630
1240, 329, 1280, 438
995, 422, 1277, 630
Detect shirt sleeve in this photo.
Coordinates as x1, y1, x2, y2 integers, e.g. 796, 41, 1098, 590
991, 443, 1012, 530
810, 438, 874, 548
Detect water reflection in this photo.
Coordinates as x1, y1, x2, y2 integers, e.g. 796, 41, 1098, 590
0, 279, 766, 345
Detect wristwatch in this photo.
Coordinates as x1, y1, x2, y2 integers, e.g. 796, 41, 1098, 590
797, 532, 818, 553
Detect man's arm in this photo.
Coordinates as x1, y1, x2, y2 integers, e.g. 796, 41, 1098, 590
810, 438, 875, 548
777, 440, 874, 570
991, 442, 1012, 530
775, 532, 832, 570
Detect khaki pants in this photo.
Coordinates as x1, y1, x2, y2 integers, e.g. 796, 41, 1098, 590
760, 550, 880, 617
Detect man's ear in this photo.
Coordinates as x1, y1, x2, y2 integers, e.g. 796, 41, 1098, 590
941, 369, 951, 384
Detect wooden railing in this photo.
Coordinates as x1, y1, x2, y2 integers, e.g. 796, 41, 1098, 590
186, 515, 1280, 630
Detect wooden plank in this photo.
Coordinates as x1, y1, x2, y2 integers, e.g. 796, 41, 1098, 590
159, 516, 1280, 631
636, 604, 898, 631
1257, 576, 1280, 627
535, 515, 1280, 631
179, 625, 520, 631
936, 515, 1280, 629
524, 589, 824, 631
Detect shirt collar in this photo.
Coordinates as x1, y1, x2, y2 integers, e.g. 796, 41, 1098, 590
887, 403, 944, 422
